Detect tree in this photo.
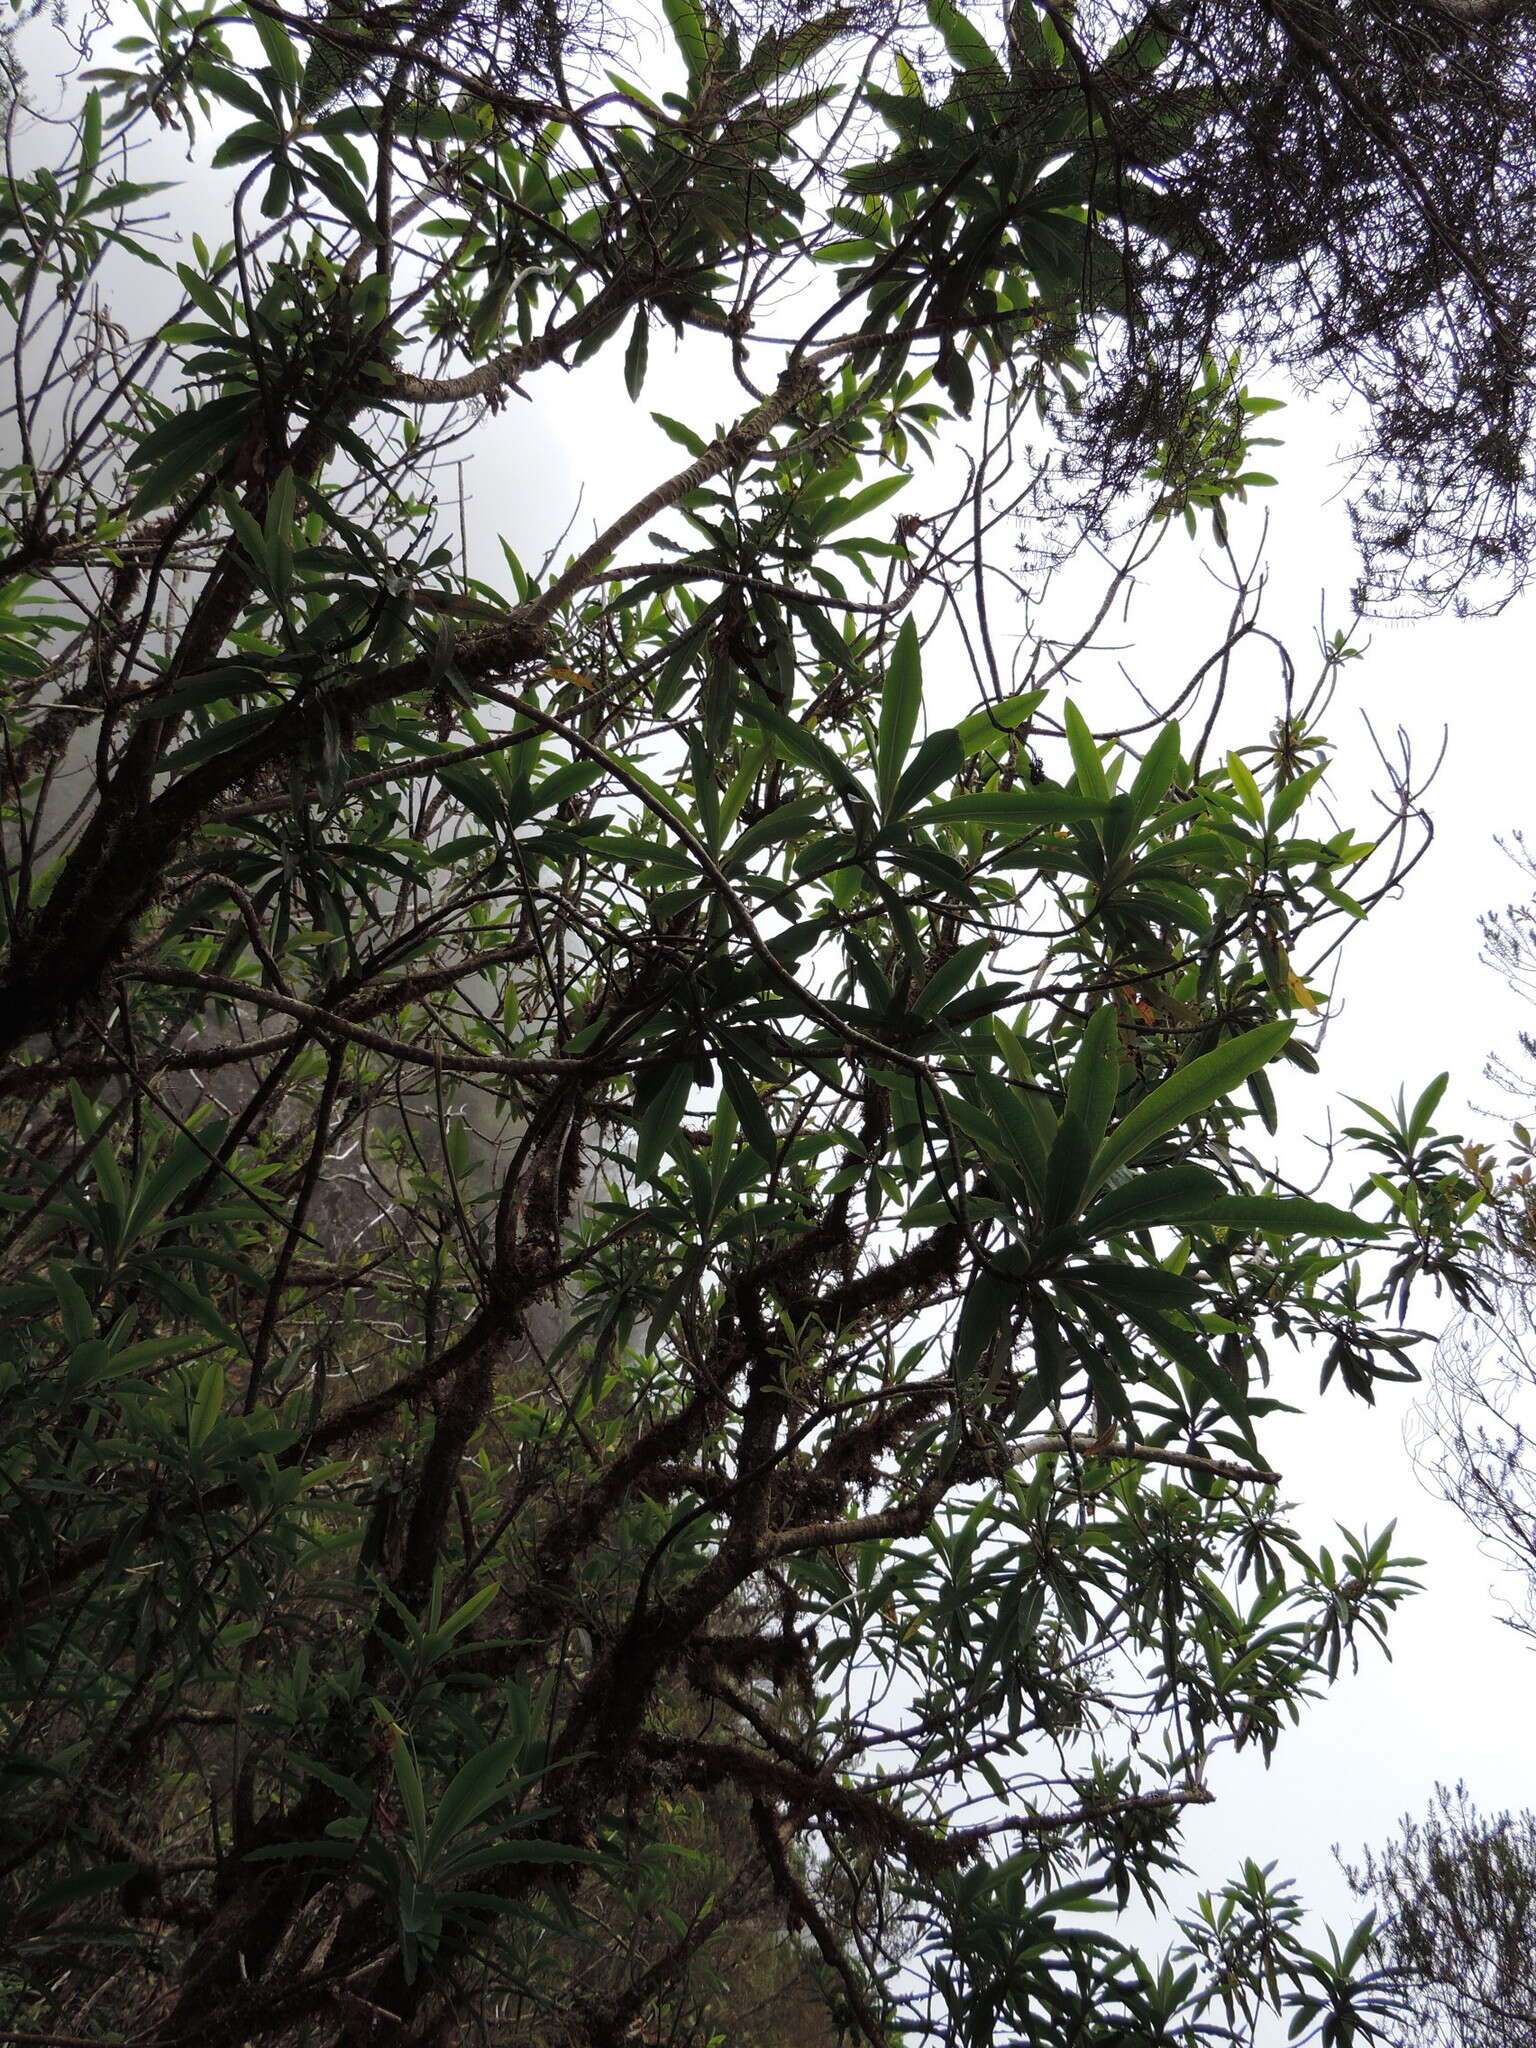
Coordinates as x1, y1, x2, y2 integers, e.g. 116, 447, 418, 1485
1403, 842, 1536, 1645
1345, 1785, 1536, 2048
0, 0, 1512, 2043
1350, 870, 1536, 2048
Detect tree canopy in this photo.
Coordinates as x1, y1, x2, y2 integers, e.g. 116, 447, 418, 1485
1350, 811, 1536, 2048
1347, 1785, 1536, 2048
1407, 841, 1536, 1645
0, 0, 1513, 2043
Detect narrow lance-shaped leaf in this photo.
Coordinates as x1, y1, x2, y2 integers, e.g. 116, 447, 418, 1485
424, 1739, 527, 1870
388, 1723, 430, 1863
1042, 1112, 1094, 1231
819, 472, 910, 537
1128, 719, 1182, 824
745, 693, 868, 803
877, 615, 923, 812
917, 789, 1109, 831
635, 1061, 694, 1180
888, 727, 964, 818
1064, 1005, 1122, 1157
1080, 1164, 1226, 1236
926, 0, 1007, 88
1192, 1194, 1384, 1238
1038, 1008, 1126, 1226
1082, 1169, 1381, 1240
1063, 699, 1109, 802
187, 1358, 224, 1450
1085, 1020, 1295, 1201
624, 310, 649, 401
662, 0, 713, 86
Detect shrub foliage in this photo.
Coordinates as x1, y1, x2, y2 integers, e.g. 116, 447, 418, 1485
0, 0, 1507, 2042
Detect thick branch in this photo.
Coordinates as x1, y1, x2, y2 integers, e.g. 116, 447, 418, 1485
750, 1802, 890, 2048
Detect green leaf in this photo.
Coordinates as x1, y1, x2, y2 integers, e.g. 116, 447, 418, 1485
721, 1060, 776, 1161
743, 694, 866, 802
69, 1332, 205, 1389
66, 1339, 111, 1389
635, 1061, 694, 1180
1406, 1072, 1450, 1145
1085, 1021, 1295, 1200
249, 6, 303, 93
386, 1723, 429, 1860
926, 0, 1007, 87
662, 0, 712, 85
210, 119, 285, 169
651, 411, 708, 456
1192, 1195, 1384, 1239
1064, 1006, 1121, 1156
1081, 1169, 1377, 1239
72, 90, 102, 209
956, 691, 1043, 756
726, 793, 826, 867
971, 1070, 1050, 1202
1065, 1258, 1202, 1315
888, 728, 963, 817
1128, 720, 1181, 822
1247, 1067, 1278, 1136
1042, 1111, 1094, 1230
159, 704, 284, 774
953, 1258, 1021, 1381
726, 10, 853, 102
624, 309, 649, 401
917, 789, 1107, 831
915, 935, 992, 1018
423, 1739, 526, 1869
1269, 761, 1326, 831
795, 597, 859, 677
1063, 701, 1108, 801
132, 663, 267, 722
515, 758, 604, 821
818, 471, 910, 536
49, 1260, 95, 1346
877, 617, 923, 811
444, 1837, 605, 1873
302, 148, 379, 244
1121, 1300, 1252, 1424
26, 1863, 138, 1915
1081, 1165, 1225, 1237
1226, 749, 1265, 824
430, 1581, 500, 1645
187, 1357, 225, 1449
128, 395, 253, 514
